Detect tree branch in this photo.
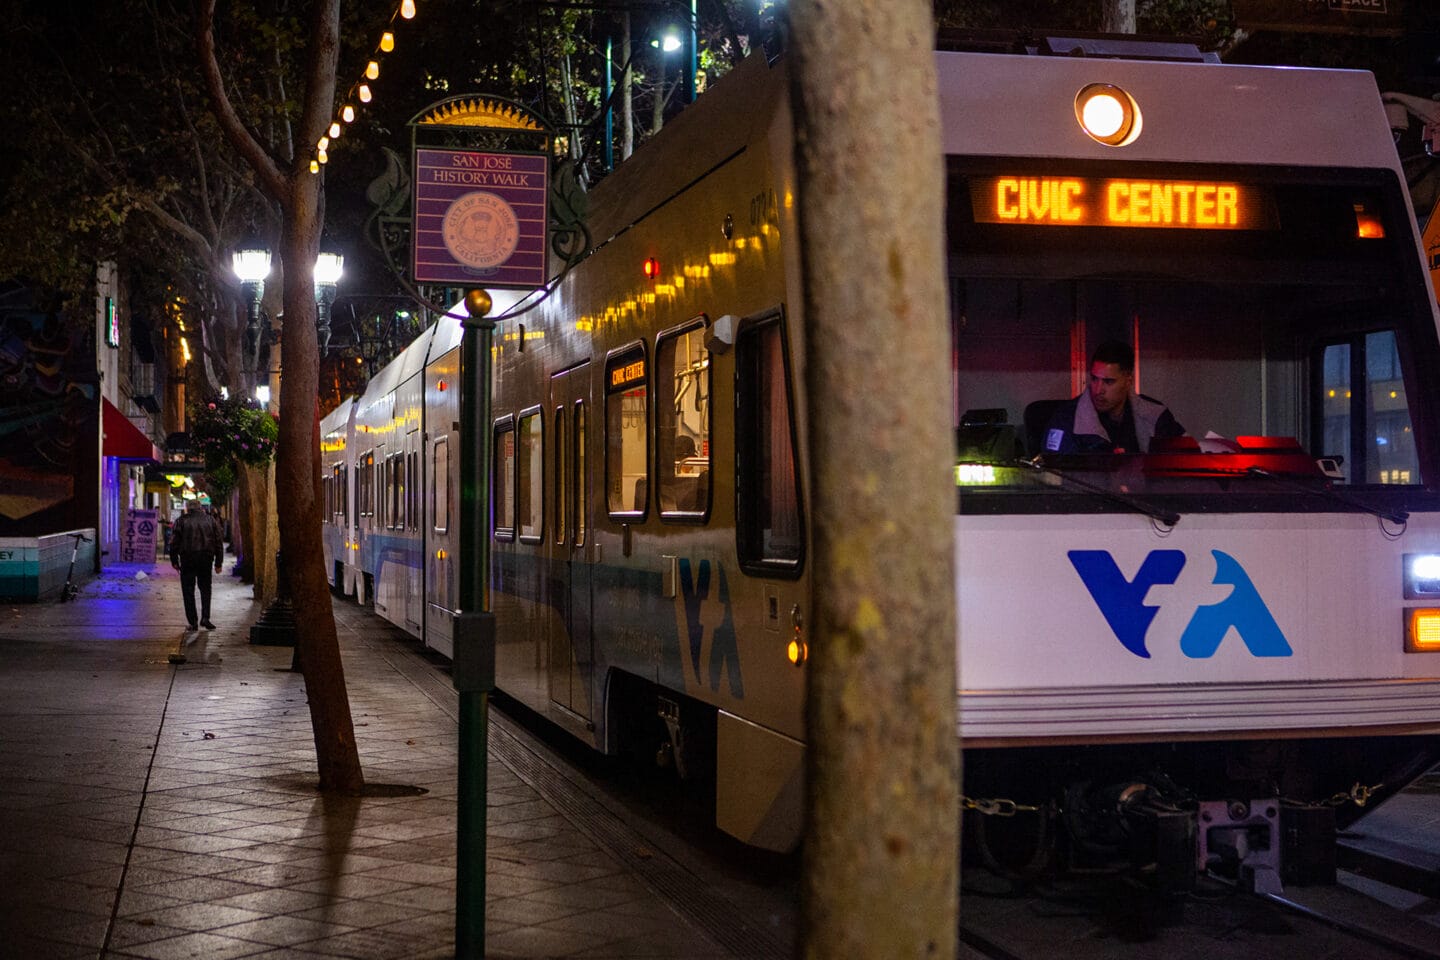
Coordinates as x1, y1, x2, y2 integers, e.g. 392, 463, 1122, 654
194, 0, 288, 203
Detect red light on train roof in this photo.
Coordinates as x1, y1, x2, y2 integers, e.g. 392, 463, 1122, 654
643, 257, 661, 280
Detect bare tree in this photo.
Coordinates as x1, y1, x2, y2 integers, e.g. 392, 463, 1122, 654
196, 0, 363, 793
788, 0, 959, 956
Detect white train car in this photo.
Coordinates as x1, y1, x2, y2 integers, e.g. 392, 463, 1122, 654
323, 40, 1440, 884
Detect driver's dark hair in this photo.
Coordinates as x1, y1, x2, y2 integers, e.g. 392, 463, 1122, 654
1090, 339, 1134, 373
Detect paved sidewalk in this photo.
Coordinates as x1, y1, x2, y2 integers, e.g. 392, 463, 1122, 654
0, 560, 767, 959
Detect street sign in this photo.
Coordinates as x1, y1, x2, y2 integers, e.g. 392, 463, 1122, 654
412, 148, 548, 288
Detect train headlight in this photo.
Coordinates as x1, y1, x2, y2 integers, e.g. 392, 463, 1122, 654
1407, 609, 1440, 651
1403, 553, 1440, 598
1075, 83, 1142, 147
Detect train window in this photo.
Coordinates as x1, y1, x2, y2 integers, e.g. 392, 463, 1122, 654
736, 313, 804, 575
408, 451, 418, 530
555, 406, 567, 545
606, 344, 649, 518
575, 401, 587, 547
656, 319, 711, 520
389, 453, 404, 529
359, 450, 375, 518
432, 438, 450, 535
331, 465, 343, 523
518, 407, 543, 542
495, 416, 516, 540
341, 464, 350, 526
1313, 330, 1418, 485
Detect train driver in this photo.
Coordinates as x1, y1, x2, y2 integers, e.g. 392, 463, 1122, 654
1043, 339, 1185, 454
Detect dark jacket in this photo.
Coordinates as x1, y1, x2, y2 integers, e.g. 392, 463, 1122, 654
170, 511, 224, 567
1043, 391, 1184, 454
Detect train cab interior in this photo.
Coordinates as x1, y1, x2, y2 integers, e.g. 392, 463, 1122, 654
946, 159, 1440, 515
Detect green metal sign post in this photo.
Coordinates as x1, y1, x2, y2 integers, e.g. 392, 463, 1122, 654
453, 288, 496, 959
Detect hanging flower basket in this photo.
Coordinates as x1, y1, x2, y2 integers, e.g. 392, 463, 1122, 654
190, 396, 278, 497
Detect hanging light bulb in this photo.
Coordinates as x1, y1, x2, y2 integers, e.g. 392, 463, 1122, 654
341, 104, 355, 123
380, 31, 395, 52
318, 148, 329, 164
359, 84, 372, 103
329, 121, 341, 139
317, 136, 330, 151
400, 0, 416, 19
366, 60, 380, 80
310, 159, 320, 174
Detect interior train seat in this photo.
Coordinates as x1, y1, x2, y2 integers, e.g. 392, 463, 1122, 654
1022, 399, 1068, 456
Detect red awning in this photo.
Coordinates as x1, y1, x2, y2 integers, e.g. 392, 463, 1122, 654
102, 398, 161, 462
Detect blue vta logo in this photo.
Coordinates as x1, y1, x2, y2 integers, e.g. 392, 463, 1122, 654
1068, 549, 1292, 659
678, 559, 744, 696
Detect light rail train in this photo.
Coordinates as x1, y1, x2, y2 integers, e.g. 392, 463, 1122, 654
322, 36, 1440, 888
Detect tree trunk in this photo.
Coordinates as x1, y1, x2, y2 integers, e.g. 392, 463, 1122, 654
242, 460, 279, 605
196, 0, 363, 795
234, 466, 255, 583
279, 164, 364, 794
787, 2, 959, 957
1102, 0, 1137, 34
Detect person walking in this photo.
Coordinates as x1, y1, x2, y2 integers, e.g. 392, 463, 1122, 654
169, 500, 225, 629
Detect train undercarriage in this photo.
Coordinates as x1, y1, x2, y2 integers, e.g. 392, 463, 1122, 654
962, 736, 1440, 895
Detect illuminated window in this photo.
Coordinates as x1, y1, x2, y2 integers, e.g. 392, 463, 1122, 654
606, 345, 649, 517
494, 416, 516, 540
1314, 330, 1417, 485
657, 319, 711, 519
518, 407, 543, 542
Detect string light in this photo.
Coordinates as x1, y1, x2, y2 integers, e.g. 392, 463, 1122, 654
311, 2, 416, 176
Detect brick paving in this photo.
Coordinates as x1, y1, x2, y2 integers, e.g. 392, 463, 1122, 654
0, 560, 746, 959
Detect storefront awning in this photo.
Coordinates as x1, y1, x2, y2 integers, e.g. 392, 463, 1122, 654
102, 398, 161, 462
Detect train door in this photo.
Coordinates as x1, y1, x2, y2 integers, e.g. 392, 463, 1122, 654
548, 361, 594, 721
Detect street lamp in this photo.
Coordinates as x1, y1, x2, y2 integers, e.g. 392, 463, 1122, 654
232, 245, 272, 373
313, 251, 344, 357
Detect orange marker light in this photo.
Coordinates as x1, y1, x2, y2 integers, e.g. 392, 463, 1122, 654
1409, 609, 1440, 650
1353, 204, 1385, 239
437, 379, 448, 392
642, 257, 661, 280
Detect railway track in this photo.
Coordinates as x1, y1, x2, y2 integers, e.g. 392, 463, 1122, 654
957, 863, 1440, 960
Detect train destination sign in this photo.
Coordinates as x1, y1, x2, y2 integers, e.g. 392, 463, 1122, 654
609, 357, 646, 391
970, 176, 1278, 230
413, 148, 548, 287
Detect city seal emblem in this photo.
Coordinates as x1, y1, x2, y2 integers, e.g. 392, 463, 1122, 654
442, 191, 521, 269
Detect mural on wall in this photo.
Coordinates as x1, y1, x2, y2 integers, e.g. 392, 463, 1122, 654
0, 309, 97, 527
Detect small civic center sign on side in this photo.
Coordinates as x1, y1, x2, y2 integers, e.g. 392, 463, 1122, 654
413, 148, 548, 288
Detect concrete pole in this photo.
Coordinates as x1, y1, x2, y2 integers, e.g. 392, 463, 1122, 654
787, 1, 960, 957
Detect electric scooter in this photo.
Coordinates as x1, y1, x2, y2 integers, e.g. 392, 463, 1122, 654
59, 532, 91, 602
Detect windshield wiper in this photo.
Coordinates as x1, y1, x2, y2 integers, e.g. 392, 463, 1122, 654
1014, 457, 1181, 527
1244, 466, 1408, 526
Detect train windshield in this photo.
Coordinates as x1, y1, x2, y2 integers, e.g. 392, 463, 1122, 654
947, 157, 1440, 516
